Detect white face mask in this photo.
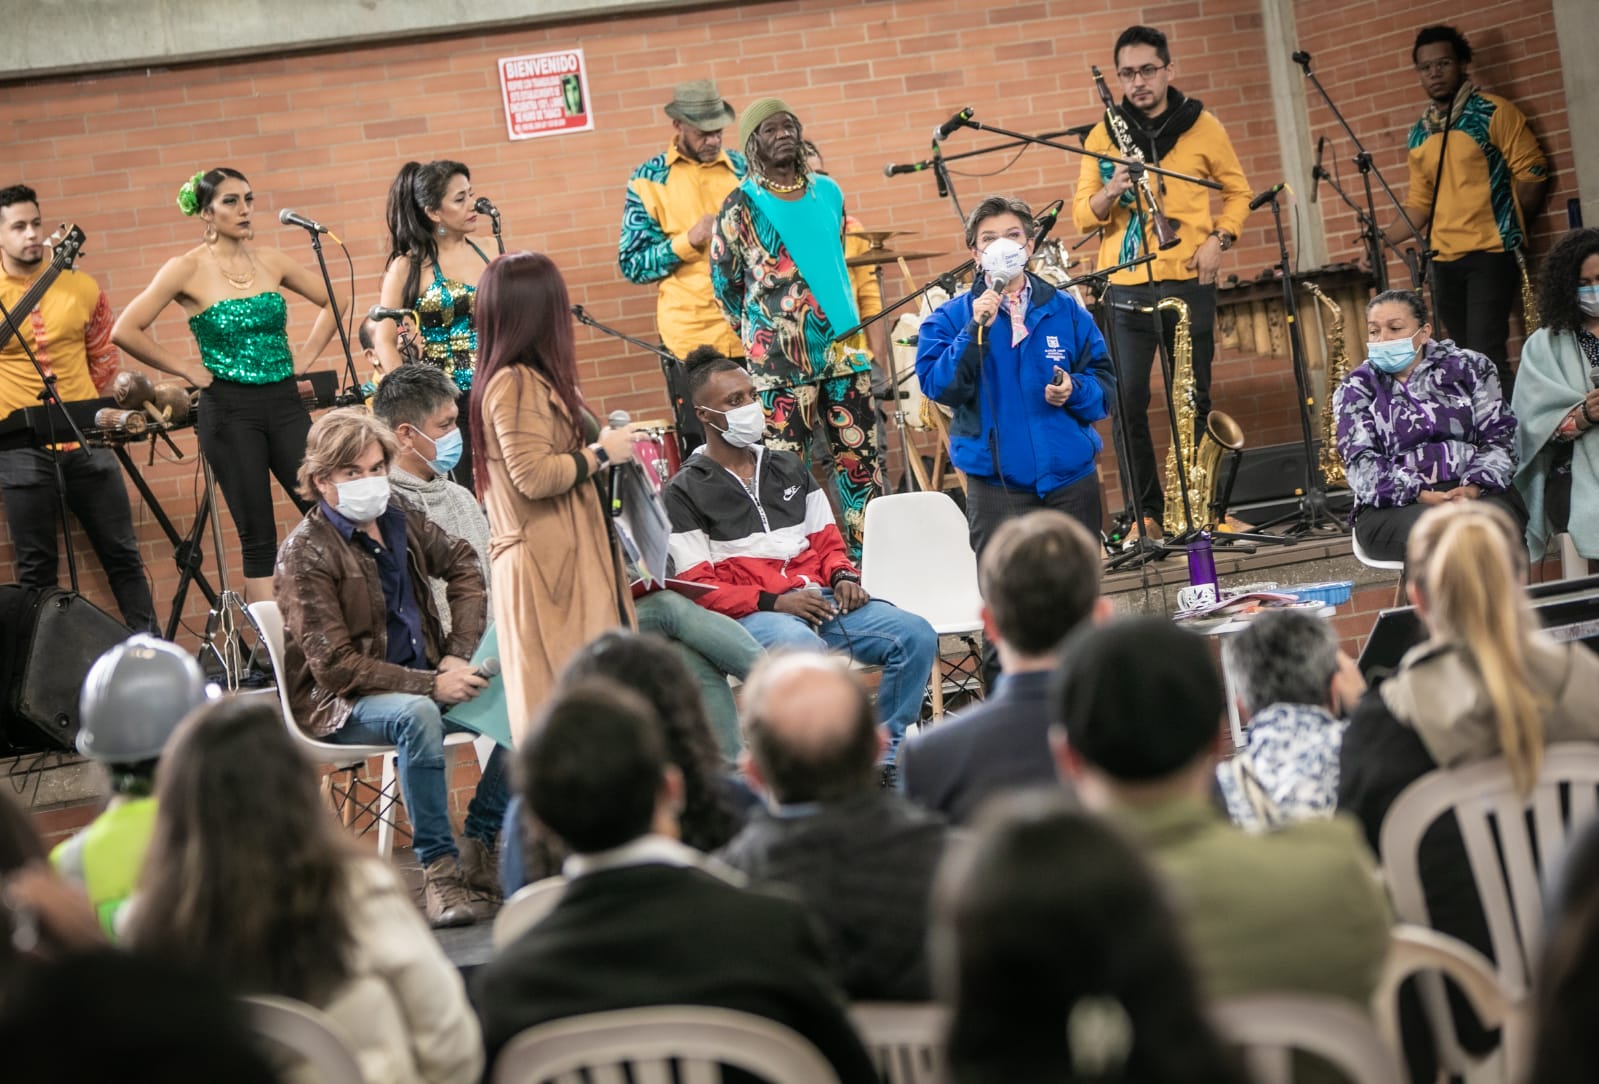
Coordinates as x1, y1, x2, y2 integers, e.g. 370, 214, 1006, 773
705, 401, 766, 448
1579, 285, 1599, 319
333, 475, 391, 523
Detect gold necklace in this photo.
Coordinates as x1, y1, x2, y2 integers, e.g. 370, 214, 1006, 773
208, 242, 257, 290
758, 173, 806, 194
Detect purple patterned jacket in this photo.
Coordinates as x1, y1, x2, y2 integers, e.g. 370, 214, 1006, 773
1333, 338, 1518, 516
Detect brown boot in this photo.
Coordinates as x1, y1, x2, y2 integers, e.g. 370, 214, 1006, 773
422, 856, 476, 929
458, 837, 503, 919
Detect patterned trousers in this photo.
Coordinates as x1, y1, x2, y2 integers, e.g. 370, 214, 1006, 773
759, 370, 882, 557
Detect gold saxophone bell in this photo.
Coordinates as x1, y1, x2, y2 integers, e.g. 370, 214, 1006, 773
1303, 281, 1351, 488
1160, 296, 1247, 536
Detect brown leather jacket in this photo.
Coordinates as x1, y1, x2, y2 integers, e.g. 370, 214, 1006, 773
274, 501, 487, 737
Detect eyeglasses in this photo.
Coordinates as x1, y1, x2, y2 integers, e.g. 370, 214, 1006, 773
1117, 64, 1168, 83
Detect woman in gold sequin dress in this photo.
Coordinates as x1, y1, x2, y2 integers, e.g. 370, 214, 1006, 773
113, 167, 339, 603
376, 160, 490, 488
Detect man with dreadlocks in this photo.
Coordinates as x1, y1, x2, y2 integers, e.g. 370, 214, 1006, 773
710, 98, 881, 557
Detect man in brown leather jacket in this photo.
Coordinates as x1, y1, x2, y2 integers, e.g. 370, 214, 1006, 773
275, 408, 509, 928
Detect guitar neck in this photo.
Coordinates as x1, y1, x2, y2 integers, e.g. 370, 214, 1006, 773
0, 262, 67, 354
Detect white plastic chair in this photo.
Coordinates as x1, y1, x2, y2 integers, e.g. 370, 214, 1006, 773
243, 994, 364, 1083
249, 600, 479, 858
490, 1005, 842, 1084
491, 875, 568, 949
1372, 923, 1527, 1080
848, 1002, 948, 1084
1377, 743, 1599, 1078
860, 492, 985, 718
1351, 532, 1407, 607
1212, 993, 1404, 1084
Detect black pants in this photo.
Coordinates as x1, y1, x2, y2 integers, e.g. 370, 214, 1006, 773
1353, 486, 1529, 563
0, 446, 156, 632
966, 472, 1103, 687
197, 377, 312, 579
1433, 250, 1519, 397
1104, 279, 1217, 522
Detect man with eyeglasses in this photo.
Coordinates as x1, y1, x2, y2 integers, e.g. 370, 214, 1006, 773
1383, 25, 1547, 398
1072, 24, 1251, 546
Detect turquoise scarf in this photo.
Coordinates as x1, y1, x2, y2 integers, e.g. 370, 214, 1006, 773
743, 175, 859, 335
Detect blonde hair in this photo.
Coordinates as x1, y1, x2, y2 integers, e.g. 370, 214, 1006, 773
295, 408, 397, 502
1408, 502, 1547, 793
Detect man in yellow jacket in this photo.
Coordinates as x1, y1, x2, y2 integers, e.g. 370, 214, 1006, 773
1073, 25, 1252, 541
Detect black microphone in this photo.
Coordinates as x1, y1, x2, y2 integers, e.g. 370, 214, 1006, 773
884, 161, 930, 177
474, 197, 499, 217
1291, 50, 1311, 68
473, 657, 501, 681
607, 409, 629, 516
278, 208, 329, 234
1248, 183, 1287, 211
1310, 137, 1326, 203
977, 271, 1012, 326
1034, 199, 1066, 245
933, 107, 973, 143
932, 146, 949, 199
367, 305, 411, 323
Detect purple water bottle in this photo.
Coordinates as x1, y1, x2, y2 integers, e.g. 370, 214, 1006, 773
1186, 531, 1218, 605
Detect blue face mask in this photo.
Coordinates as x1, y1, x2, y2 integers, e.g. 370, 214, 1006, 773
418, 426, 463, 475
1367, 333, 1421, 375
1579, 285, 1599, 318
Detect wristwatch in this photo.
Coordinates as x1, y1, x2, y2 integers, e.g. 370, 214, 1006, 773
589, 442, 610, 467
1210, 229, 1235, 251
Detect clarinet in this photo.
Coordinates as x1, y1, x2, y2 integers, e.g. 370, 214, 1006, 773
1091, 66, 1181, 251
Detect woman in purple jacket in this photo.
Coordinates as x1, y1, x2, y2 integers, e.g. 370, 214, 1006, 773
1333, 289, 1525, 562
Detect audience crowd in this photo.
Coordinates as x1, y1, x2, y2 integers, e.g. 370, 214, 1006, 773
12, 219, 1599, 1082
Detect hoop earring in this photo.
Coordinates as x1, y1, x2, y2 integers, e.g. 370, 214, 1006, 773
203, 222, 217, 244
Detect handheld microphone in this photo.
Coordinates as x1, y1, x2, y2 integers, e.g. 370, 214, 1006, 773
977, 271, 1011, 326
1248, 182, 1287, 211
474, 197, 500, 217
367, 305, 412, 323
933, 107, 973, 143
473, 657, 501, 681
278, 208, 329, 234
1310, 136, 1326, 204
607, 409, 630, 515
883, 161, 929, 177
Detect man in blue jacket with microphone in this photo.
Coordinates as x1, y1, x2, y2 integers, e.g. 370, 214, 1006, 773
916, 195, 1116, 561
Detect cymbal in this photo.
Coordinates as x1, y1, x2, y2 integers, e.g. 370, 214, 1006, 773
846, 249, 946, 267
846, 229, 915, 249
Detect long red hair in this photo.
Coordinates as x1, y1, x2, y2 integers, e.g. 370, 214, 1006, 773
469, 251, 589, 493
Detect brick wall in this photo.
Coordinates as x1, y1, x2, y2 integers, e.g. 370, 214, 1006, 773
0, 0, 1573, 635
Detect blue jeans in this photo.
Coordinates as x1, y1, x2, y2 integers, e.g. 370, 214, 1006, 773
636, 590, 763, 760
330, 692, 511, 867
738, 591, 937, 749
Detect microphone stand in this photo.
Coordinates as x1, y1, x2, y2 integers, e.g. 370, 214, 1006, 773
488, 211, 505, 255
1294, 50, 1438, 315
890, 125, 1099, 228
1245, 190, 1345, 537
286, 224, 365, 404
1314, 155, 1420, 290
0, 294, 93, 599
570, 305, 694, 457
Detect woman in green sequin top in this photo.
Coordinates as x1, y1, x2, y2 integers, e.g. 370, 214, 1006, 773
112, 167, 340, 603
377, 160, 491, 489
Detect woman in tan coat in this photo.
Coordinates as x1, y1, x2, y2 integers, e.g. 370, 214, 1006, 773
469, 252, 636, 743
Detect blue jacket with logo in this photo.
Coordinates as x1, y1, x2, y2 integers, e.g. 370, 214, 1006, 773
915, 274, 1114, 496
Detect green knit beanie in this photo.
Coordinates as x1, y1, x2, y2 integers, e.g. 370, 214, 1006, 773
738, 97, 795, 150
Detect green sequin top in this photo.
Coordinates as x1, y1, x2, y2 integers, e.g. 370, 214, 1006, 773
187, 292, 294, 384
415, 243, 489, 392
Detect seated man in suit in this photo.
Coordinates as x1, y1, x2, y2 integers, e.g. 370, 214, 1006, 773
1051, 617, 1392, 1004
664, 346, 938, 763
899, 510, 1109, 824
276, 408, 509, 929
474, 679, 876, 1081
718, 653, 948, 1001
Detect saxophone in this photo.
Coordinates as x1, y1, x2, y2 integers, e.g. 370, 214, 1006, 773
1160, 296, 1246, 536
1515, 247, 1540, 334
1091, 66, 1180, 251
1303, 281, 1350, 488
